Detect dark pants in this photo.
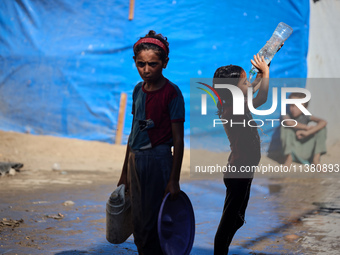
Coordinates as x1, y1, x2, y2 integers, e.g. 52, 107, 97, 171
128, 145, 173, 255
214, 178, 253, 255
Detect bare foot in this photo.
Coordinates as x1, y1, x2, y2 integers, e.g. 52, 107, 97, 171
283, 154, 292, 166
312, 153, 320, 165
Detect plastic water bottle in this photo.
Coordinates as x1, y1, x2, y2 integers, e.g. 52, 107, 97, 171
249, 22, 293, 81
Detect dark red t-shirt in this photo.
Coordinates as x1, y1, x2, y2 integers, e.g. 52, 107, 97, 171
128, 79, 185, 150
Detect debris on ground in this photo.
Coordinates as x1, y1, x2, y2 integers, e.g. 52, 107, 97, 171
284, 234, 301, 242
0, 218, 24, 228
46, 213, 64, 220
33, 201, 50, 204
0, 162, 24, 177
8, 168, 16, 176
52, 163, 61, 171
63, 200, 75, 206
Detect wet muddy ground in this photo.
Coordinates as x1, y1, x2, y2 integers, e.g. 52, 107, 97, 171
1, 170, 340, 255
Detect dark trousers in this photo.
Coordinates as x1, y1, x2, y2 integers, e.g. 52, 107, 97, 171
214, 178, 253, 255
128, 145, 173, 255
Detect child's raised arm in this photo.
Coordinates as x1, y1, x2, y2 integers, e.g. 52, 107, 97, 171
251, 72, 263, 93
250, 54, 270, 109
251, 43, 283, 94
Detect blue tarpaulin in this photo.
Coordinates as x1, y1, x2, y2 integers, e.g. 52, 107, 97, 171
0, 0, 309, 148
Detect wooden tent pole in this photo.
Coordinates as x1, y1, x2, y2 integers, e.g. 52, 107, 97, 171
115, 93, 127, 145
129, 0, 135, 20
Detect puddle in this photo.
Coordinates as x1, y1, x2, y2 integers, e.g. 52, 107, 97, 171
181, 179, 287, 254
0, 178, 328, 254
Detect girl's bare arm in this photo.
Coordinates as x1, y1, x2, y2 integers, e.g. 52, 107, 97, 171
251, 54, 270, 108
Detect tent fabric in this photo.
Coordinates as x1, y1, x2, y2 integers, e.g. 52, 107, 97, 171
0, 0, 309, 148
306, 0, 340, 146
307, 0, 340, 78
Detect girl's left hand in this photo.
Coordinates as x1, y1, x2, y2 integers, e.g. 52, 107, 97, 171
164, 180, 180, 200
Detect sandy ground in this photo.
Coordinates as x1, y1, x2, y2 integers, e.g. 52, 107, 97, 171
1, 130, 340, 254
